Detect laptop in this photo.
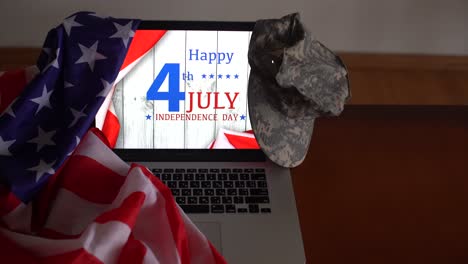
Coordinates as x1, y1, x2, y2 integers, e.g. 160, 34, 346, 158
113, 20, 305, 263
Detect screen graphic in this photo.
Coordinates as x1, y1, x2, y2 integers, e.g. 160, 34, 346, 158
113, 30, 259, 149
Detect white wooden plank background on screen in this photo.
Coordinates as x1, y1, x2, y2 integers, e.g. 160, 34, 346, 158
216, 31, 250, 134
184, 31, 218, 148
122, 49, 155, 148
152, 31, 186, 149
112, 81, 124, 148
246, 31, 253, 131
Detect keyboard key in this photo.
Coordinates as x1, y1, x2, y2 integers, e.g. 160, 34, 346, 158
198, 168, 208, 173
229, 174, 239, 181
244, 168, 254, 173
227, 189, 237, 196
175, 168, 185, 173
213, 181, 223, 188
188, 197, 198, 204
255, 168, 265, 173
201, 181, 211, 188
162, 174, 171, 181
246, 181, 256, 188
199, 197, 209, 204
226, 204, 236, 213
240, 174, 249, 180
217, 174, 228, 181
171, 189, 180, 196
249, 204, 260, 213
178, 181, 188, 188
182, 189, 191, 196
221, 168, 231, 173
204, 189, 214, 196
180, 205, 209, 213
224, 181, 234, 188
233, 197, 244, 204
207, 174, 216, 180
190, 181, 200, 188
257, 181, 268, 188
222, 197, 233, 204
193, 189, 203, 196
261, 208, 271, 213
233, 168, 242, 173
152, 168, 162, 173
235, 181, 245, 188
176, 197, 186, 204
187, 168, 197, 173
238, 208, 248, 213
245, 196, 270, 204
250, 189, 268, 196
210, 197, 221, 204
184, 174, 194, 181
167, 181, 177, 189
173, 173, 183, 181
211, 205, 224, 213
195, 173, 206, 180
209, 169, 219, 173
216, 189, 226, 196
163, 169, 174, 173
251, 173, 266, 180
239, 189, 249, 196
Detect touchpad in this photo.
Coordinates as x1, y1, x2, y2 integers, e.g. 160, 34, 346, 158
195, 222, 222, 253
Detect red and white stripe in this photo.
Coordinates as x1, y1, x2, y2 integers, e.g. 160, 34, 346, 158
209, 128, 260, 149
0, 128, 226, 263
95, 30, 167, 148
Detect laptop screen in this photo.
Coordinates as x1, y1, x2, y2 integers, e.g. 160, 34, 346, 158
113, 22, 260, 150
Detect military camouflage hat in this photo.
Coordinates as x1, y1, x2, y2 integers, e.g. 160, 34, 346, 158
248, 13, 350, 168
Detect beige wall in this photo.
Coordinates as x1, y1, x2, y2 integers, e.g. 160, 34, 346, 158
1, 0, 467, 54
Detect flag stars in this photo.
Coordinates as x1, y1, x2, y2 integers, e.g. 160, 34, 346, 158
2, 98, 18, 118
218, 74, 223, 79
226, 74, 231, 79
28, 160, 55, 182
42, 48, 60, 72
68, 105, 88, 128
97, 79, 113, 98
110, 21, 136, 48
0, 136, 15, 156
209, 74, 214, 79
240, 114, 246, 120
202, 74, 207, 79
62, 15, 83, 36
75, 41, 107, 72
234, 74, 239, 79
28, 127, 56, 151
30, 85, 53, 115
146, 114, 152, 120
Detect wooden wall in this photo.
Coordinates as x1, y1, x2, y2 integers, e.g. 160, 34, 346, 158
1, 48, 468, 106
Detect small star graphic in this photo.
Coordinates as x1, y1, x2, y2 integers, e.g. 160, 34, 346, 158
240, 114, 246, 120
202, 74, 207, 79
28, 126, 56, 151
209, 74, 214, 79
234, 74, 239, 79
226, 74, 231, 79
218, 74, 223, 79
146, 114, 152, 120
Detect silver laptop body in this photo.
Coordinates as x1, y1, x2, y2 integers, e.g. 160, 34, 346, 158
113, 21, 305, 263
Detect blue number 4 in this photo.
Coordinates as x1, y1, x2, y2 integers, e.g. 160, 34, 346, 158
147, 63, 185, 112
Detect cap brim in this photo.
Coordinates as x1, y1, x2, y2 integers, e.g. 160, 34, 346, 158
248, 71, 315, 168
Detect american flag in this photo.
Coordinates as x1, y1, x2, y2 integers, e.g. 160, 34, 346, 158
0, 12, 225, 263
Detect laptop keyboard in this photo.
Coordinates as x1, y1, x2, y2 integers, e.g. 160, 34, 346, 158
151, 168, 271, 214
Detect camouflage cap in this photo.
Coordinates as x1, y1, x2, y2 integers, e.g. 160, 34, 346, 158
248, 13, 350, 168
